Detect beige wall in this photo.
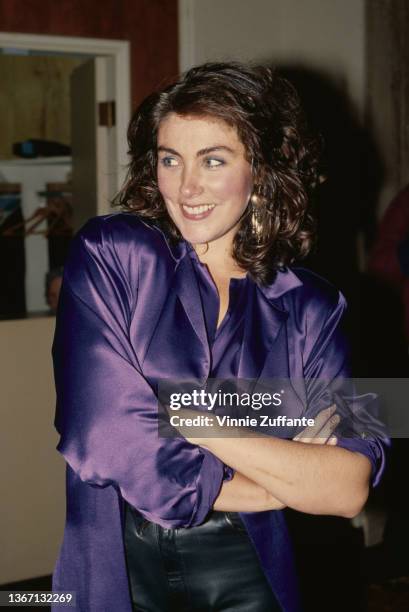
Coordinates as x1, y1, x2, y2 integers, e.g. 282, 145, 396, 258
180, 0, 365, 114
0, 317, 65, 583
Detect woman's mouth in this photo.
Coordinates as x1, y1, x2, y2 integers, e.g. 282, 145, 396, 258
181, 203, 216, 220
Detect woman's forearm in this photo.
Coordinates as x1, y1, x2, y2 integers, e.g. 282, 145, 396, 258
213, 471, 286, 512
202, 431, 371, 518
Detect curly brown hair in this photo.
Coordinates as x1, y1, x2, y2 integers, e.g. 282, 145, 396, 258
113, 61, 321, 285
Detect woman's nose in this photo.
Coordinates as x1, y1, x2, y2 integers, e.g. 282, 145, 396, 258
179, 167, 203, 199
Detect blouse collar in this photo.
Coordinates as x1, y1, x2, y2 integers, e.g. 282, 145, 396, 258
149, 221, 303, 301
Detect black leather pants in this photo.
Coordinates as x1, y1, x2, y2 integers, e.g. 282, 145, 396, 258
124, 503, 281, 611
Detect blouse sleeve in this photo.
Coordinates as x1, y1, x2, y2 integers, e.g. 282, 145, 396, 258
53, 218, 226, 528
301, 288, 389, 487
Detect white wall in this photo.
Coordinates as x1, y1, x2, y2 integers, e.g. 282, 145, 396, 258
179, 0, 365, 115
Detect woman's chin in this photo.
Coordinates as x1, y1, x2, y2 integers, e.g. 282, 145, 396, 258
177, 225, 216, 245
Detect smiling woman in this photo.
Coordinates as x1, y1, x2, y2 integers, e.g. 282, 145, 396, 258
51, 62, 387, 612
157, 114, 253, 252
115, 61, 320, 286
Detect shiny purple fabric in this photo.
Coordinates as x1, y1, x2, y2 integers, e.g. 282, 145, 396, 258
191, 253, 249, 375
52, 213, 386, 612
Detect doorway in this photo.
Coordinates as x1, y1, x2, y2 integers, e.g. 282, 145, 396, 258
0, 32, 130, 317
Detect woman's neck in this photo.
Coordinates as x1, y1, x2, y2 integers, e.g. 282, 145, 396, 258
192, 233, 246, 280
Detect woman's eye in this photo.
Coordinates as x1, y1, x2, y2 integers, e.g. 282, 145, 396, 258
205, 158, 225, 168
160, 157, 179, 167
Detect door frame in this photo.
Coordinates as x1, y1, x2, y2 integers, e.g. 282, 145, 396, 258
178, 0, 196, 73
0, 31, 131, 211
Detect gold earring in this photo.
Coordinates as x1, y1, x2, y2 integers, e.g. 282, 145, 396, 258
250, 193, 263, 242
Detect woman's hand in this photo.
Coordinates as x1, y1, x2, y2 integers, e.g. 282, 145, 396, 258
293, 404, 340, 446
169, 404, 340, 447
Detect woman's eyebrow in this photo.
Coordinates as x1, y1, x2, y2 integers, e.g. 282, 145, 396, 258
157, 146, 180, 156
157, 145, 236, 156
197, 145, 235, 156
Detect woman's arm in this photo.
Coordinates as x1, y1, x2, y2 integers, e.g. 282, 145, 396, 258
213, 471, 285, 512
209, 281, 381, 518
176, 403, 370, 517
183, 279, 383, 518
200, 429, 371, 518
53, 217, 231, 529
198, 406, 343, 514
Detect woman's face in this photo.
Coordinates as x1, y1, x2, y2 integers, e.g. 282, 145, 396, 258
157, 113, 253, 247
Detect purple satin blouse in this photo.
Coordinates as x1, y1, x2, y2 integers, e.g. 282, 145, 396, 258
52, 213, 387, 612
190, 249, 249, 375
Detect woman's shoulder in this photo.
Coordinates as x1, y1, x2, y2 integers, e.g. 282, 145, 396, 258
72, 212, 171, 259
290, 267, 341, 298
75, 212, 161, 243
63, 214, 174, 301
284, 266, 346, 316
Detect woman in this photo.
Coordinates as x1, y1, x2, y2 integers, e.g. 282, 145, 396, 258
52, 63, 386, 611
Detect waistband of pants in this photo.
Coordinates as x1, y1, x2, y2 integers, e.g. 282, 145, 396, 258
124, 503, 246, 535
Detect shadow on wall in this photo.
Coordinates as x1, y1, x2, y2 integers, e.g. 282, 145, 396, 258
278, 64, 408, 377
276, 65, 409, 612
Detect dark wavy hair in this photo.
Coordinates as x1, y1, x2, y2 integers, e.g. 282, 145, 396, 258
113, 61, 321, 285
